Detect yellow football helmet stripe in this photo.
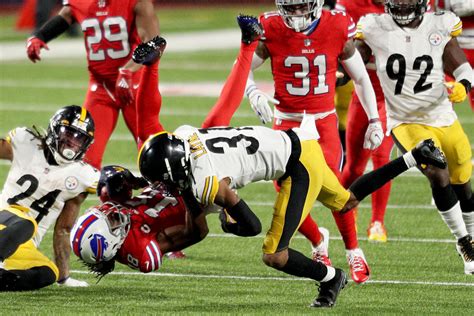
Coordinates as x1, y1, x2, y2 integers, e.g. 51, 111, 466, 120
79, 107, 87, 122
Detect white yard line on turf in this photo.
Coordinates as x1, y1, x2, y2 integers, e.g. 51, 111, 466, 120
69, 270, 474, 287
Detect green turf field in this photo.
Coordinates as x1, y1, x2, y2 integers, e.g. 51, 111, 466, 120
1, 6, 473, 315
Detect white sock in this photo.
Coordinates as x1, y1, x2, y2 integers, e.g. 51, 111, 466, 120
320, 266, 336, 282
402, 151, 417, 168
438, 202, 469, 239
462, 212, 474, 237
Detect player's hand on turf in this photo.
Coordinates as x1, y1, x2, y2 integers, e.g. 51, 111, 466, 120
364, 118, 384, 150
57, 276, 89, 287
248, 89, 278, 124
115, 68, 135, 106
444, 81, 467, 103
26, 37, 48, 63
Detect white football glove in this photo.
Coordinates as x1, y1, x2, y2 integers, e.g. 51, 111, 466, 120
57, 277, 89, 287
248, 89, 279, 124
363, 119, 384, 150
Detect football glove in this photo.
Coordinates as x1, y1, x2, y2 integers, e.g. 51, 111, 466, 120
445, 81, 468, 104
115, 68, 134, 106
363, 119, 384, 150
248, 88, 279, 124
26, 37, 49, 63
57, 276, 89, 287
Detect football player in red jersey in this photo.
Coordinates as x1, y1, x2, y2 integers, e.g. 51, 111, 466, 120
244, 0, 384, 283
433, 0, 474, 109
25, 0, 163, 169
335, 0, 394, 243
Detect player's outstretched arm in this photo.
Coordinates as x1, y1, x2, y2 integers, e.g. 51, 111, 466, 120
54, 193, 89, 287
26, 6, 73, 63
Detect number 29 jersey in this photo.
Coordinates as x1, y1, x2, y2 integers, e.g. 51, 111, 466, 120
63, 0, 141, 82
174, 125, 293, 206
356, 12, 462, 131
0, 128, 99, 246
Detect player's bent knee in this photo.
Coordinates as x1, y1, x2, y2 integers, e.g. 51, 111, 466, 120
423, 166, 451, 187
262, 252, 287, 269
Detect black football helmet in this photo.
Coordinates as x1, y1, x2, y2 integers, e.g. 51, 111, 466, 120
97, 165, 148, 203
46, 105, 94, 165
138, 132, 191, 190
385, 0, 428, 25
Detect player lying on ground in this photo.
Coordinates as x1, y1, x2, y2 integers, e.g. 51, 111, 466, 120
134, 32, 448, 308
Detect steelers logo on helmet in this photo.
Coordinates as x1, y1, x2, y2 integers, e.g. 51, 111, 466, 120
385, 0, 428, 26
46, 105, 95, 165
276, 0, 324, 32
138, 131, 191, 190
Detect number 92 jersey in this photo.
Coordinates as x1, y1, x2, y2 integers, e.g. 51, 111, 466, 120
356, 12, 463, 131
63, 0, 141, 82
174, 125, 293, 206
0, 127, 99, 246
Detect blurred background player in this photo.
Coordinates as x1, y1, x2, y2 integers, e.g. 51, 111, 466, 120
0, 105, 98, 290
356, 0, 474, 274
336, 0, 394, 243
25, 0, 162, 169
244, 0, 385, 283
71, 166, 209, 278
433, 0, 474, 110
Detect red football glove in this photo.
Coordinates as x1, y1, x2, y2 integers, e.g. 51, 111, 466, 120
115, 68, 135, 106
26, 37, 49, 63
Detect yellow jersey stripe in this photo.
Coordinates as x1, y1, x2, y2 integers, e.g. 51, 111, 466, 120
451, 21, 463, 37
86, 186, 97, 194
207, 176, 219, 205
202, 177, 211, 205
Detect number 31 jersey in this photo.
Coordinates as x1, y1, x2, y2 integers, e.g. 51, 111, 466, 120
0, 128, 99, 246
63, 0, 141, 82
174, 125, 293, 206
356, 12, 462, 131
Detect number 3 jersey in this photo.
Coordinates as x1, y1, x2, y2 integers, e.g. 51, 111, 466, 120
356, 12, 463, 131
63, 0, 141, 82
0, 127, 99, 246
116, 186, 187, 273
174, 125, 295, 206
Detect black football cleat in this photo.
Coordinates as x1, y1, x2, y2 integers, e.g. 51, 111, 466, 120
310, 269, 347, 308
456, 235, 474, 275
237, 14, 263, 44
0, 268, 20, 291
411, 139, 447, 169
132, 36, 167, 66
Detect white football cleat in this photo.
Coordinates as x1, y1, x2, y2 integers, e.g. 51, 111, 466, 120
346, 248, 370, 284
456, 235, 474, 275
311, 227, 332, 266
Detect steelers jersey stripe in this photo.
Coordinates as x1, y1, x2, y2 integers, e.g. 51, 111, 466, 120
207, 176, 219, 206
202, 177, 211, 205
355, 23, 364, 40
86, 185, 97, 194
451, 20, 463, 37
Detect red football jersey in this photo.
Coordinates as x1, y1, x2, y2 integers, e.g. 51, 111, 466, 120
260, 10, 356, 113
64, 0, 142, 82
116, 186, 187, 273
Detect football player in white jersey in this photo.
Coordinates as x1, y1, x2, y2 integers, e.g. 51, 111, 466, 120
0, 105, 99, 290
355, 0, 474, 274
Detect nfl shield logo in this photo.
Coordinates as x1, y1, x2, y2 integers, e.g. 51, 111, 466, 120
304, 39, 311, 47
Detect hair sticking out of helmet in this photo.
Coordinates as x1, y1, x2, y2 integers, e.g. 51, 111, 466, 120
70, 202, 131, 264
45, 105, 94, 165
275, 0, 324, 32
384, 0, 427, 26
138, 132, 191, 190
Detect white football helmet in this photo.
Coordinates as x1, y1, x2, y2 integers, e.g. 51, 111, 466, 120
70, 202, 131, 264
276, 0, 324, 32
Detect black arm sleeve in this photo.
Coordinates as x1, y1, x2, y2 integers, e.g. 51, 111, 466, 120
224, 199, 262, 237
33, 15, 71, 42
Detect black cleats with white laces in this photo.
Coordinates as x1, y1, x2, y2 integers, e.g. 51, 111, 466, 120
456, 235, 474, 275
132, 36, 167, 66
311, 268, 348, 308
411, 139, 447, 169
237, 14, 263, 44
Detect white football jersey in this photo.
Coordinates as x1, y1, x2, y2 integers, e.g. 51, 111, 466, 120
357, 12, 463, 131
0, 127, 99, 246
174, 125, 292, 206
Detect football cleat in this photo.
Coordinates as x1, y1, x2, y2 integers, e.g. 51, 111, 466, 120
411, 139, 447, 169
132, 36, 167, 66
165, 251, 187, 260
237, 14, 263, 44
346, 248, 370, 284
0, 269, 20, 291
310, 268, 347, 308
456, 235, 474, 275
311, 227, 332, 266
367, 221, 388, 243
